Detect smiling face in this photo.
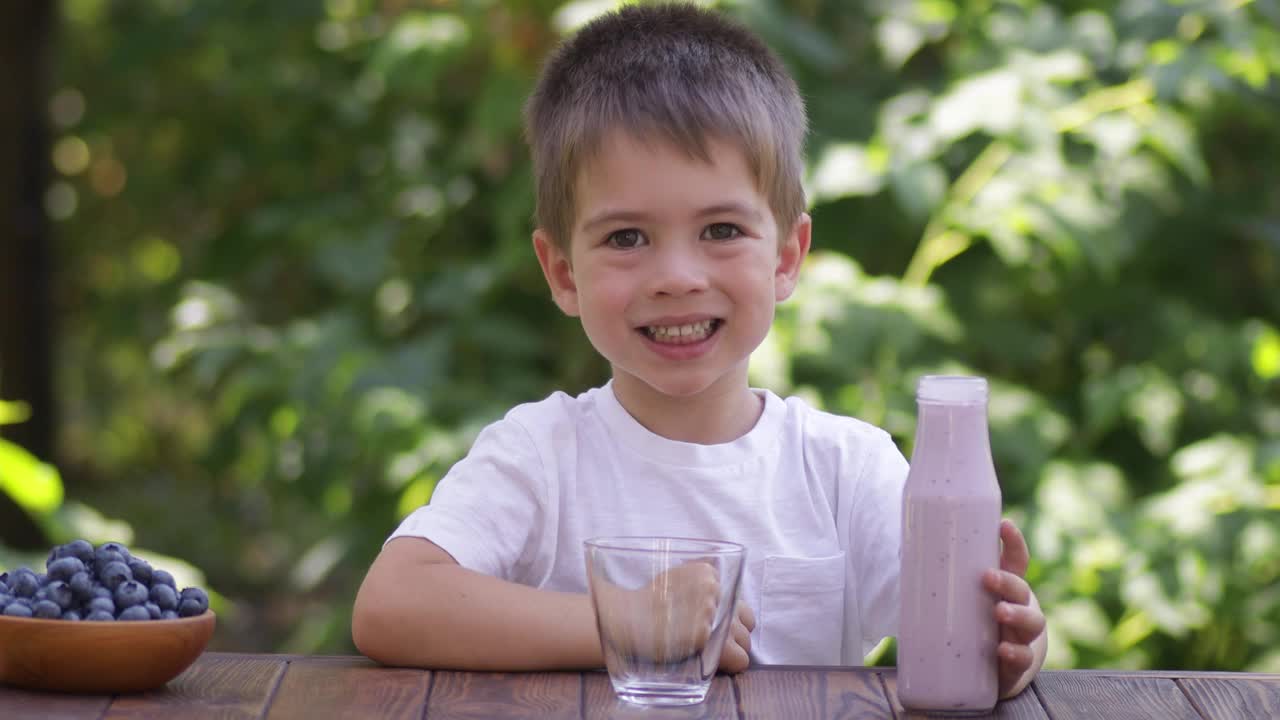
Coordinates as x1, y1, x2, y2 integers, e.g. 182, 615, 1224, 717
534, 130, 810, 417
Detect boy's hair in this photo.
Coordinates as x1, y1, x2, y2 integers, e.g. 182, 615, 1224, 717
524, 2, 807, 250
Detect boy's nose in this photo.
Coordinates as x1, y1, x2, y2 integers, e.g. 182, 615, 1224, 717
646, 242, 709, 297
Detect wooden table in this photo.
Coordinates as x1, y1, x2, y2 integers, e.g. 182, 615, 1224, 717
1, 653, 1278, 719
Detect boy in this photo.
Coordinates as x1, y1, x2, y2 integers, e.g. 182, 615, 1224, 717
353, 2, 1047, 696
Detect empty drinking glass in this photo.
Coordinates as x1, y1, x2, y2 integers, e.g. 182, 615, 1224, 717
584, 537, 745, 707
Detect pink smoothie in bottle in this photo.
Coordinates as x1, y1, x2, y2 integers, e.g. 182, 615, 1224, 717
898, 375, 1002, 714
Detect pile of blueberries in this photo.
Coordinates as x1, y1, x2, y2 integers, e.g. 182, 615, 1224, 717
0, 540, 210, 622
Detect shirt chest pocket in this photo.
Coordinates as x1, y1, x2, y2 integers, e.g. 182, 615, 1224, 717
756, 552, 846, 665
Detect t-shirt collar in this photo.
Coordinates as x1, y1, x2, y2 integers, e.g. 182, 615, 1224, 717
593, 380, 784, 468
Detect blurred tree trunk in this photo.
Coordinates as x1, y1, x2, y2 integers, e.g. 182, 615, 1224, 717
0, 0, 56, 550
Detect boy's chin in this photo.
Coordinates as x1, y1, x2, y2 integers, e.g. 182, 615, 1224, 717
612, 367, 746, 401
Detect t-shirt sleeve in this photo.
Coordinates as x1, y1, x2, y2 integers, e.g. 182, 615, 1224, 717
386, 416, 546, 581
851, 430, 908, 656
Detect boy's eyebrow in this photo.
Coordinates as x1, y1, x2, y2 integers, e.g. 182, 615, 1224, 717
695, 202, 763, 222
580, 203, 763, 232
580, 209, 651, 233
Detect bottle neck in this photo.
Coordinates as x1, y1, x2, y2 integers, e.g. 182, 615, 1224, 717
909, 400, 996, 489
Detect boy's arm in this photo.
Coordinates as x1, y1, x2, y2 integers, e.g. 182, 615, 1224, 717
352, 536, 603, 670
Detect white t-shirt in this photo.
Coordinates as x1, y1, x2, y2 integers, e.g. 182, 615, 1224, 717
389, 382, 908, 665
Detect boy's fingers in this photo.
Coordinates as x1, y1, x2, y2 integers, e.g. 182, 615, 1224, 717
999, 519, 1030, 576
719, 620, 751, 673
732, 617, 752, 654
997, 641, 1035, 694
996, 601, 1046, 643
738, 603, 756, 632
998, 640, 1034, 667
720, 643, 749, 673
983, 569, 1032, 606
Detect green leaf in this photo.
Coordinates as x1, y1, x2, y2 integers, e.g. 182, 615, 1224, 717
376, 11, 470, 66
0, 437, 64, 515
929, 69, 1022, 142
1252, 325, 1280, 381
889, 161, 947, 221
0, 399, 32, 426
809, 142, 885, 202
1143, 108, 1209, 186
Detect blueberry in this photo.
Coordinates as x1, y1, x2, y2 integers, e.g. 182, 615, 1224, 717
0, 578, 7, 595
127, 558, 153, 586
69, 571, 94, 599
47, 556, 85, 582
145, 602, 161, 619
3, 602, 33, 618
0, 593, 10, 607
117, 605, 150, 621
44, 580, 74, 610
99, 560, 132, 590
35, 573, 47, 587
177, 587, 209, 617
33, 599, 61, 619
62, 539, 95, 563
87, 596, 116, 616
98, 542, 130, 562
160, 609, 179, 620
149, 583, 178, 611
62, 609, 83, 621
85, 609, 114, 621
151, 569, 176, 589
9, 568, 38, 598
93, 548, 125, 569
114, 580, 148, 609
91, 585, 113, 601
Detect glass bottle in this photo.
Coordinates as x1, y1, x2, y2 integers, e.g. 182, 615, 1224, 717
897, 375, 1002, 714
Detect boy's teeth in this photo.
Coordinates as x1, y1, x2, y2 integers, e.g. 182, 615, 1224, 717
646, 320, 716, 344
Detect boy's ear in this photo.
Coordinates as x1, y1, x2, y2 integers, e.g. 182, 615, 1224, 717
533, 229, 581, 317
774, 212, 812, 302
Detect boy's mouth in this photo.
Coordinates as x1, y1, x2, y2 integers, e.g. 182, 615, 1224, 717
639, 319, 723, 345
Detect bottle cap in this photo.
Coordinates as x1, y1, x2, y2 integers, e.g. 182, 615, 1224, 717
916, 375, 988, 404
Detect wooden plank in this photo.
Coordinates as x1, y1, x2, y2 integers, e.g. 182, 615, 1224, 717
1178, 676, 1280, 720
101, 653, 286, 719
0, 688, 110, 720
734, 667, 894, 720
426, 670, 580, 719
1051, 670, 1280, 680
581, 669, 738, 719
264, 657, 429, 720
881, 669, 1048, 719
1033, 672, 1204, 720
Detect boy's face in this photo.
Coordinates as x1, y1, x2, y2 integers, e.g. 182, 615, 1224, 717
534, 130, 810, 406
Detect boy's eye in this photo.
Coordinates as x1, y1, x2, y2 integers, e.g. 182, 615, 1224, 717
606, 229, 645, 249
703, 223, 742, 241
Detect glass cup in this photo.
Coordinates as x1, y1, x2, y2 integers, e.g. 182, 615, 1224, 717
584, 536, 746, 707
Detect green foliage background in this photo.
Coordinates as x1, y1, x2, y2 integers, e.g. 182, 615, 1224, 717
11, 0, 1279, 669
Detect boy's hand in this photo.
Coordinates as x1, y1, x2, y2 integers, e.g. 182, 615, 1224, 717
983, 518, 1048, 699
596, 560, 730, 665
718, 603, 754, 673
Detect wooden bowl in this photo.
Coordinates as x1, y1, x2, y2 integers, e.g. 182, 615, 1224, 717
0, 611, 215, 693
